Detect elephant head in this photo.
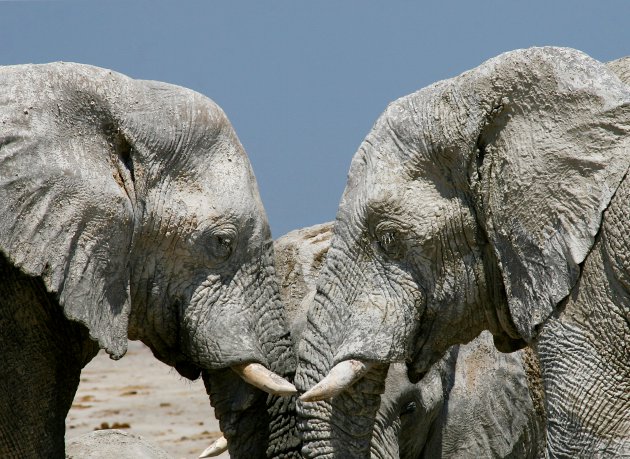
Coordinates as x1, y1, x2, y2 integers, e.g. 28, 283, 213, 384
295, 47, 630, 456
275, 223, 544, 458
374, 336, 544, 459
0, 63, 295, 458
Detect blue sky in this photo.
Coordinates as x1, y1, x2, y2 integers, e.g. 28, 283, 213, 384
2, 1, 629, 236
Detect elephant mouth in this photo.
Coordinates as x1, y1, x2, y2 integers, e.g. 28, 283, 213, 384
406, 364, 427, 384
175, 360, 202, 380
142, 342, 203, 381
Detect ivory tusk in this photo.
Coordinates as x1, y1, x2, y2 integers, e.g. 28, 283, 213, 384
232, 362, 297, 396
299, 359, 373, 402
199, 435, 228, 458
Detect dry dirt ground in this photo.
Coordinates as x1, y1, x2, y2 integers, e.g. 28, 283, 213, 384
66, 341, 229, 459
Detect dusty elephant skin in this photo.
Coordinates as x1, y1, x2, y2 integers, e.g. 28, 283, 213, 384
66, 429, 173, 459
375, 339, 544, 459
0, 63, 297, 459
276, 224, 544, 458
295, 47, 630, 457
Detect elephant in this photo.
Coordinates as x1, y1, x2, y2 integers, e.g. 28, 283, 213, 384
295, 47, 630, 457
608, 56, 630, 85
273, 223, 544, 458
376, 340, 544, 459
0, 63, 298, 458
65, 430, 173, 459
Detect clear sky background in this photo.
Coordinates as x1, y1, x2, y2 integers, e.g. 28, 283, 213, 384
1, 1, 629, 236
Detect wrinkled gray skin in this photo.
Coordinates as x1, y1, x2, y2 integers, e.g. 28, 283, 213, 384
276, 223, 544, 458
378, 337, 544, 459
608, 56, 630, 86
0, 63, 296, 459
295, 47, 630, 457
65, 430, 173, 459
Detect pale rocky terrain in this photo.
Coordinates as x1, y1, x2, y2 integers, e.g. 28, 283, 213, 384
66, 341, 229, 459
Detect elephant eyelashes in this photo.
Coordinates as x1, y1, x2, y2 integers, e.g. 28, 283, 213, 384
375, 223, 406, 260
208, 234, 235, 262
200, 225, 238, 264
400, 401, 417, 416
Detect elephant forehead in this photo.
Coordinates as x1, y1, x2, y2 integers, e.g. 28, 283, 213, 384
364, 177, 455, 222
146, 181, 265, 240
165, 152, 263, 214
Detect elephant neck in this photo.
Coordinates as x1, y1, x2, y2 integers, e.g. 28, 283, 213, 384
0, 255, 99, 458
534, 229, 630, 456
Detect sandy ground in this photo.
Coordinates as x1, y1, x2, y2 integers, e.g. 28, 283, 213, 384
66, 341, 229, 459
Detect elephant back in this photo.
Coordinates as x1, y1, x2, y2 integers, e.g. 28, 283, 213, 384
274, 222, 334, 347
66, 430, 173, 459
607, 56, 630, 86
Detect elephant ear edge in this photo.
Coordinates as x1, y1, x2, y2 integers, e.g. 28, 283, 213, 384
0, 63, 137, 358
470, 47, 630, 342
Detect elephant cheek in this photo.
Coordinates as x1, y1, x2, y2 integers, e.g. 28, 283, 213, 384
174, 360, 202, 380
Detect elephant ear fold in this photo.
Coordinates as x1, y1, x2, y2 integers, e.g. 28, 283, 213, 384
0, 64, 136, 358
471, 48, 630, 342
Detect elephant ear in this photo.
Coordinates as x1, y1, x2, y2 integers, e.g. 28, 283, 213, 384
469, 48, 630, 342
0, 63, 136, 358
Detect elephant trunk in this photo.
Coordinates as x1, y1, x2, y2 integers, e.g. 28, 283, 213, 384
203, 369, 269, 458
296, 276, 390, 457
370, 416, 401, 459
251, 250, 302, 458
200, 248, 300, 458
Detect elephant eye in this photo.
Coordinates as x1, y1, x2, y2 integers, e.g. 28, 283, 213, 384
375, 224, 405, 260
217, 235, 233, 256
400, 401, 417, 416
206, 229, 237, 263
